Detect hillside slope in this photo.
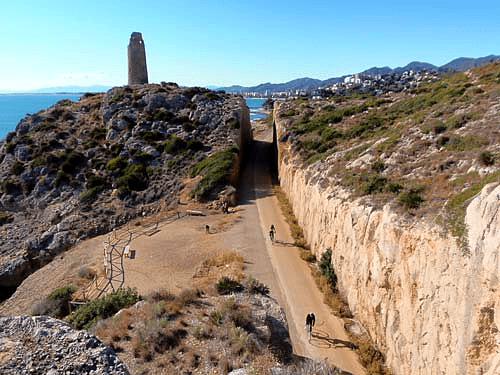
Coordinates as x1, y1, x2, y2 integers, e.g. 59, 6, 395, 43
273, 62, 500, 375
0, 83, 250, 298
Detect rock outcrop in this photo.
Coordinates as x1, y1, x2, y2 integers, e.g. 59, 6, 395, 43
274, 100, 500, 374
0, 84, 251, 298
0, 315, 129, 374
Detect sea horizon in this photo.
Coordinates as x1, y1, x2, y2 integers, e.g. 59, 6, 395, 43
0, 93, 83, 140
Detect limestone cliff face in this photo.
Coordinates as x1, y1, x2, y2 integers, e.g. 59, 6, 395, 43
274, 105, 500, 375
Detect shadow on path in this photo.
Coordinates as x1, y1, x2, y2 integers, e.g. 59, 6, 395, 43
238, 139, 276, 205
272, 239, 296, 247
309, 329, 358, 350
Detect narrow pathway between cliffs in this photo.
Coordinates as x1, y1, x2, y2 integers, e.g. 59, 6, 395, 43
235, 124, 366, 375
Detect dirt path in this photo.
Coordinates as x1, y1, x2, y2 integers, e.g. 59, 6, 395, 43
249, 127, 365, 374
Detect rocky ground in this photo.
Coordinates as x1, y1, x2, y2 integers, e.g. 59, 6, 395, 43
0, 83, 249, 298
0, 315, 130, 374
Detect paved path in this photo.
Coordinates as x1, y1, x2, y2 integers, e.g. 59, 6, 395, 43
223, 128, 365, 374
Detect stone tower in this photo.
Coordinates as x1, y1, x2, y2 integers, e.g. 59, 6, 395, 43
128, 32, 148, 85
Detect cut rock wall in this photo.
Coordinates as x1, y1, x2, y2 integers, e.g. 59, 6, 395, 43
273, 104, 500, 375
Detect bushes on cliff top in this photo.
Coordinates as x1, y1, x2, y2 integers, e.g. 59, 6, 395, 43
69, 287, 141, 330
188, 146, 238, 199
163, 134, 188, 155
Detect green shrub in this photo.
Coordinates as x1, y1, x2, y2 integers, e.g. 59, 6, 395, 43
246, 276, 269, 295
109, 143, 124, 157
5, 142, 15, 154
370, 159, 385, 173
480, 151, 495, 166
363, 174, 388, 195
188, 146, 238, 198
165, 159, 176, 169
89, 127, 107, 140
109, 89, 125, 104
11, 161, 25, 175
437, 136, 450, 146
49, 283, 77, 301
117, 163, 148, 192
203, 91, 219, 100
62, 150, 85, 174
1, 179, 19, 194
80, 186, 102, 201
138, 130, 165, 143
216, 277, 242, 295
264, 112, 274, 127
363, 96, 388, 108
5, 131, 16, 143
386, 181, 403, 194
131, 149, 151, 164
398, 185, 426, 210
105, 156, 128, 171
320, 127, 343, 142
69, 287, 141, 330
444, 134, 488, 152
300, 249, 316, 262
55, 171, 71, 187
182, 121, 196, 132
0, 211, 13, 225
345, 114, 384, 139
145, 109, 174, 122
445, 114, 466, 129
32, 157, 45, 168
163, 135, 187, 155
33, 284, 77, 318
433, 120, 447, 134
318, 248, 337, 291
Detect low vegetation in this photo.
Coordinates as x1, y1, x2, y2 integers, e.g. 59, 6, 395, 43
273, 185, 316, 263
68, 287, 142, 330
189, 146, 239, 199
279, 61, 500, 247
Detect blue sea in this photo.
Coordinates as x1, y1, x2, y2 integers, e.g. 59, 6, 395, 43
0, 94, 267, 140
246, 98, 267, 121
0, 93, 82, 140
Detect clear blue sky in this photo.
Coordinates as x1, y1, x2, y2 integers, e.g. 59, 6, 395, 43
0, 0, 498, 92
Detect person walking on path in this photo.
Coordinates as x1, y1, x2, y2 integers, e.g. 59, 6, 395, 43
269, 224, 276, 242
306, 312, 316, 340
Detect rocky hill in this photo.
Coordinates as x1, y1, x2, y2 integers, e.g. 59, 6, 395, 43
273, 62, 500, 374
0, 83, 251, 300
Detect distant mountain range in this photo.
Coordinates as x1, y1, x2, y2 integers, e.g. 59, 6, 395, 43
219, 55, 500, 94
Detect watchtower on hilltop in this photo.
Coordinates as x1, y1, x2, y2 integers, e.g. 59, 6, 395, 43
128, 32, 148, 85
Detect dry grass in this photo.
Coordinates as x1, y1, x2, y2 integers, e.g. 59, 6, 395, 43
194, 250, 246, 293
91, 285, 294, 374
273, 185, 312, 256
